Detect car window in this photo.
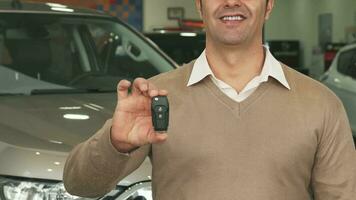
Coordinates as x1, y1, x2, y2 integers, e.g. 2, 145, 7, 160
89, 25, 161, 80
337, 48, 356, 79
0, 14, 175, 95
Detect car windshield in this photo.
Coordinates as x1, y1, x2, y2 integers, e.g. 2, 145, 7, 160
0, 14, 175, 95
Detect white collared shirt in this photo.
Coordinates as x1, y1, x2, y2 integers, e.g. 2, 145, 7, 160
187, 47, 290, 102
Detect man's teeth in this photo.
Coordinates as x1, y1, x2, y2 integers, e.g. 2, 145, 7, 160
222, 16, 244, 21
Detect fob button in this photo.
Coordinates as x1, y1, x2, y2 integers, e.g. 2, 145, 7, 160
155, 106, 166, 112
158, 114, 163, 119
154, 97, 159, 101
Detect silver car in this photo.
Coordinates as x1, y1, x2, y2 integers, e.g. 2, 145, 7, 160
0, 1, 176, 199
320, 43, 356, 144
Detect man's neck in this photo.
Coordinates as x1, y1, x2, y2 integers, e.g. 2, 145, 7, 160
205, 40, 265, 92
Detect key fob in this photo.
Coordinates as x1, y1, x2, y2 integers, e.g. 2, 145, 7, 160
151, 96, 169, 132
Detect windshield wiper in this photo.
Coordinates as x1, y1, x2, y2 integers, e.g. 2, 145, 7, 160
31, 88, 116, 95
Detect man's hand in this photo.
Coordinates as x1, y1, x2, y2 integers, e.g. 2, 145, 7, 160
111, 78, 168, 153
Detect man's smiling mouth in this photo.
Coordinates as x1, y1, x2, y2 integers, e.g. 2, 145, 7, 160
220, 13, 247, 23
221, 15, 245, 21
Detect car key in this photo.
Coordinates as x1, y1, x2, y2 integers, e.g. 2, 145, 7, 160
151, 95, 169, 132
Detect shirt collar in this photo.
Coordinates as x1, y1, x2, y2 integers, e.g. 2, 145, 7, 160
187, 47, 291, 90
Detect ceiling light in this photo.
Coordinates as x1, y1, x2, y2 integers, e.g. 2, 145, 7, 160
47, 169, 53, 172
54, 162, 61, 165
35, 152, 40, 155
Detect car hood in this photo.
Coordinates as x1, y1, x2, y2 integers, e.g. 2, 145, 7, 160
0, 93, 152, 185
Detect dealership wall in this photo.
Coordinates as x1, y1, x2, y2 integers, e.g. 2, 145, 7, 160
143, 0, 200, 32
266, 0, 356, 77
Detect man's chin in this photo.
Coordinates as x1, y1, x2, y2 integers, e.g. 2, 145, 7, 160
207, 32, 251, 47
212, 33, 247, 45
219, 37, 247, 46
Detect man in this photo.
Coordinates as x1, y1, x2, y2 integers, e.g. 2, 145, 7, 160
63, 0, 356, 199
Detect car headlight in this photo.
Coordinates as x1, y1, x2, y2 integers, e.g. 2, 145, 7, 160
0, 176, 95, 200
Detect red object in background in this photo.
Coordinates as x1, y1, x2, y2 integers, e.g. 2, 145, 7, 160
324, 43, 346, 71
324, 52, 336, 61
324, 52, 337, 72
152, 19, 204, 33
179, 19, 204, 30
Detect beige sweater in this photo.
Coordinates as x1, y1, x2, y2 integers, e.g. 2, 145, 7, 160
63, 61, 356, 200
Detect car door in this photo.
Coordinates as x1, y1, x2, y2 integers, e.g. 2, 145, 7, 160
332, 47, 356, 134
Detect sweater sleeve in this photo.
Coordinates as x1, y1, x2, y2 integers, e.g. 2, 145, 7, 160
311, 101, 356, 200
63, 119, 150, 198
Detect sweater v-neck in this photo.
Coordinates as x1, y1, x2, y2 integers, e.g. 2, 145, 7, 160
202, 75, 272, 117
